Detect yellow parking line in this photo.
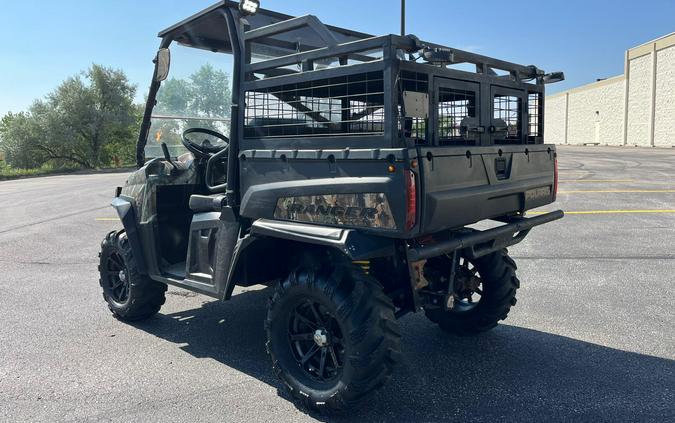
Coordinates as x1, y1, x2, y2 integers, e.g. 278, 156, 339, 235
558, 179, 634, 183
558, 189, 675, 194
530, 210, 675, 215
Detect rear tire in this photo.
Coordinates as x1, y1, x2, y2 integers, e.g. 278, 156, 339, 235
265, 260, 401, 412
98, 231, 167, 322
425, 249, 519, 336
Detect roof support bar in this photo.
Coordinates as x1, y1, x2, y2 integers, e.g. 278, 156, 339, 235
247, 36, 388, 73
245, 15, 338, 47
391, 36, 540, 81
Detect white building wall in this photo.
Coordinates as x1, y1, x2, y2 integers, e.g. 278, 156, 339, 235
626, 54, 652, 146
566, 78, 625, 146
544, 94, 567, 144
654, 44, 675, 147
545, 32, 675, 148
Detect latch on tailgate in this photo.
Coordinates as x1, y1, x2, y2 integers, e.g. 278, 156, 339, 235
495, 157, 508, 180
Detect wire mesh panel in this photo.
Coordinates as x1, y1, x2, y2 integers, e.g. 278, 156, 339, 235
528, 92, 543, 144
438, 88, 477, 145
398, 106, 426, 143
244, 71, 385, 138
409, 118, 426, 142
401, 71, 429, 92
493, 94, 522, 144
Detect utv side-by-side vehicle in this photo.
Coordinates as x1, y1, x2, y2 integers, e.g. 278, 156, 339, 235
99, 0, 564, 412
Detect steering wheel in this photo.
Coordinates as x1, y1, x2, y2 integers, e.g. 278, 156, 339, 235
181, 128, 229, 158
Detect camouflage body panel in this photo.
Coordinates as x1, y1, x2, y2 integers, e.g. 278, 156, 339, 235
122, 161, 197, 223
274, 193, 396, 230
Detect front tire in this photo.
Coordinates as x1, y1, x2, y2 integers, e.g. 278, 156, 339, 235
425, 249, 520, 336
266, 260, 401, 412
98, 231, 167, 322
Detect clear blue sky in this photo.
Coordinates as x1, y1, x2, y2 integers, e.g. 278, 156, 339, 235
1, 0, 674, 116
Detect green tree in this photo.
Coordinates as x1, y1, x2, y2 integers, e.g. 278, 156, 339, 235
0, 64, 140, 169
189, 63, 231, 118
0, 112, 46, 168
155, 63, 231, 117
103, 103, 145, 167
151, 64, 231, 149
154, 78, 191, 116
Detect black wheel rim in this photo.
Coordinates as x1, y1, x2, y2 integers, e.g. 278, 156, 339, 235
105, 252, 129, 304
452, 257, 483, 312
288, 299, 345, 383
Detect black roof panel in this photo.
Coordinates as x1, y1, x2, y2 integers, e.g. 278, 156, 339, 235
158, 1, 372, 56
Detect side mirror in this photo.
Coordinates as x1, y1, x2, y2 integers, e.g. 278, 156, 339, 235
543, 72, 565, 84
155, 48, 171, 82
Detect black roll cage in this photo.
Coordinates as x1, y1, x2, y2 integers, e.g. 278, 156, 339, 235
137, 0, 553, 206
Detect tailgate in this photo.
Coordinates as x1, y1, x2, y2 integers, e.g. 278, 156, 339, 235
417, 145, 556, 234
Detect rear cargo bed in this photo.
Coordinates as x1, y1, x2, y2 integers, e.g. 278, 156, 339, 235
417, 144, 556, 234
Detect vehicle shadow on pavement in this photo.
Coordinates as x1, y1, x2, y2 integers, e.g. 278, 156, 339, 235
132, 289, 674, 422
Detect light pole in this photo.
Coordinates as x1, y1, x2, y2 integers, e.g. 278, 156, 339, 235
401, 0, 406, 36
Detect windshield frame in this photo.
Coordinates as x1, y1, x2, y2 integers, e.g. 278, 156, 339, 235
138, 37, 235, 163
137, 5, 243, 204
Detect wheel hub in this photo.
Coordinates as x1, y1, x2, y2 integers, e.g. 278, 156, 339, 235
106, 252, 130, 304
451, 259, 483, 308
288, 300, 344, 382
313, 329, 329, 347
454, 267, 480, 296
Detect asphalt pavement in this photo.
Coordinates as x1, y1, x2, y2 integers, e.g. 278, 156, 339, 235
0, 146, 673, 422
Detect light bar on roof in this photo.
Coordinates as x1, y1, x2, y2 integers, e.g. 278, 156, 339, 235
239, 0, 260, 16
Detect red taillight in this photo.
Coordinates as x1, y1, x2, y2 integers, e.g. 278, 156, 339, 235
406, 170, 417, 231
553, 157, 559, 201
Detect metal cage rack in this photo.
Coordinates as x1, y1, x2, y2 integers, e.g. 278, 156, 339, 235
143, 0, 552, 163
438, 87, 478, 145
493, 94, 523, 144
528, 92, 543, 143
244, 71, 385, 138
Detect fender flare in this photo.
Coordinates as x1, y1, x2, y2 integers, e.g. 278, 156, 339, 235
111, 197, 148, 274
222, 219, 396, 300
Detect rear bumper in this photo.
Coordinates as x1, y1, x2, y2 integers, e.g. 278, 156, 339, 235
407, 210, 564, 261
